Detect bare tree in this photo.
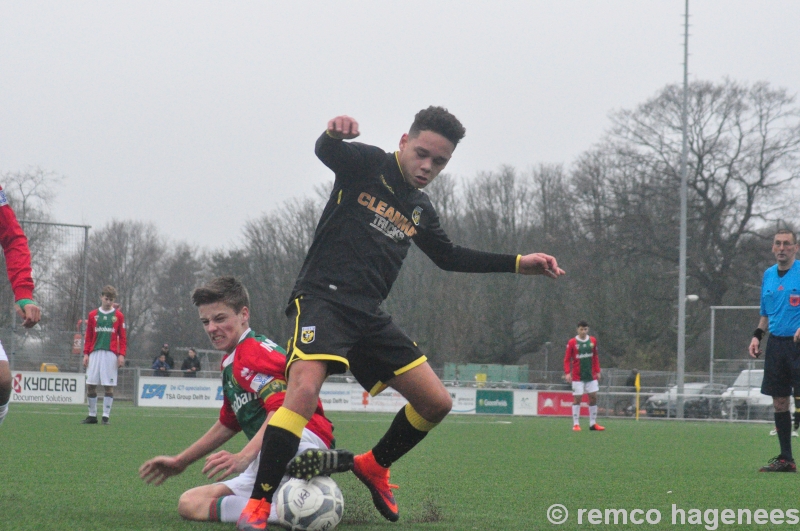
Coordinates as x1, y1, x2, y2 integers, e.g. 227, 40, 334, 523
608, 79, 800, 306
150, 244, 209, 352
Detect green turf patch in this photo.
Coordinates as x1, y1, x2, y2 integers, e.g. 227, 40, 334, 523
0, 404, 793, 530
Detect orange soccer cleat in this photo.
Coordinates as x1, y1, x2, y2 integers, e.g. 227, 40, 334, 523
237, 498, 270, 531
590, 424, 605, 431
353, 451, 399, 522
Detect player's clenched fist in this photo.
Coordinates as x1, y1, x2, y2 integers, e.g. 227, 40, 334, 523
327, 116, 360, 140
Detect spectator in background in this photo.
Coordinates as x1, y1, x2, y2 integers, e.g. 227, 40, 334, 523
153, 352, 171, 377
182, 348, 202, 378
153, 343, 174, 377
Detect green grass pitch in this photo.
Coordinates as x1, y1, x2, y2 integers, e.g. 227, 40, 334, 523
0, 403, 796, 530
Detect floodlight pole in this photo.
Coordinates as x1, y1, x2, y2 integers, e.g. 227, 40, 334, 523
676, 0, 690, 419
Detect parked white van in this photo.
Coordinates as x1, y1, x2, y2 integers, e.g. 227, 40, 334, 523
720, 369, 773, 420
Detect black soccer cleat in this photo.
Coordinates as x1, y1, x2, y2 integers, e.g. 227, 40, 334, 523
102, 416, 110, 425
81, 416, 98, 424
759, 456, 797, 472
286, 449, 354, 480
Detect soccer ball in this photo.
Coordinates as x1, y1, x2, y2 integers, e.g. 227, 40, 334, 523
274, 476, 344, 531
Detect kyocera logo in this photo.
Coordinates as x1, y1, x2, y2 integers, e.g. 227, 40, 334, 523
12, 373, 78, 393
141, 384, 166, 399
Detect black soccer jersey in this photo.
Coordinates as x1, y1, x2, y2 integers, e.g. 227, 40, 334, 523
289, 132, 518, 311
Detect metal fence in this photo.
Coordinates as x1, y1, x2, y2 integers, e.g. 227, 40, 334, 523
7, 346, 774, 422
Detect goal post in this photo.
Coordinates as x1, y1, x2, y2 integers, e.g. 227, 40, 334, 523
709, 305, 759, 384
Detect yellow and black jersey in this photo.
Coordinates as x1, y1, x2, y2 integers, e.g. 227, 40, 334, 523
289, 132, 518, 312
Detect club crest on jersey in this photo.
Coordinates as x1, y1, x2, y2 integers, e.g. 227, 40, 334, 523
791, 294, 800, 307
301, 326, 315, 344
0, 191, 8, 207
412, 206, 423, 225
111, 316, 117, 322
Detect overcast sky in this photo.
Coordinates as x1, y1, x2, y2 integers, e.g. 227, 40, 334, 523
1, 1, 798, 250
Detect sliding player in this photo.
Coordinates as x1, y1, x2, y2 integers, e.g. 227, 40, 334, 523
139, 276, 335, 524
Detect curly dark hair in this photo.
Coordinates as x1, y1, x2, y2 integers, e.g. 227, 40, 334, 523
409, 106, 466, 146
191, 276, 250, 313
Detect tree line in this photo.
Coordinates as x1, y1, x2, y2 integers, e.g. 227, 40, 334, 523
3, 79, 799, 371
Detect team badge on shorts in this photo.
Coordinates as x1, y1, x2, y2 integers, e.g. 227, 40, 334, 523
301, 326, 316, 344
412, 206, 423, 225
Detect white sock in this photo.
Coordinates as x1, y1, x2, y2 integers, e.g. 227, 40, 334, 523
590, 405, 598, 426
220, 496, 248, 523
220, 495, 279, 524
572, 404, 580, 425
103, 396, 113, 418
0, 402, 8, 427
88, 396, 98, 417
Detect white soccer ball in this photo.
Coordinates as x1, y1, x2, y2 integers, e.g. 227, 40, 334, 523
275, 476, 344, 531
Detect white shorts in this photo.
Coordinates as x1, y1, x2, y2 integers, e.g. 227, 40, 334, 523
0, 340, 6, 362
220, 427, 329, 497
572, 379, 599, 395
86, 350, 119, 386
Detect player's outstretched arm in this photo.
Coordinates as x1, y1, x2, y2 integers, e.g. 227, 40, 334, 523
139, 421, 237, 486
326, 116, 360, 140
517, 253, 565, 278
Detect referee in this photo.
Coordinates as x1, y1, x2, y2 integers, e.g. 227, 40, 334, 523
750, 229, 800, 472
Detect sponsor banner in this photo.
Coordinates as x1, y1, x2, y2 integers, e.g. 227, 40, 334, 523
356, 387, 409, 413
514, 390, 538, 416
448, 387, 476, 414
537, 391, 589, 416
138, 377, 222, 408
475, 390, 514, 415
10, 371, 85, 404
319, 382, 352, 411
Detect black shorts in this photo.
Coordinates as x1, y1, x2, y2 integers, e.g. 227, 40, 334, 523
762, 335, 800, 397
285, 296, 427, 396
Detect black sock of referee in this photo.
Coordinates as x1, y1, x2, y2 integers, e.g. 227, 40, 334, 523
775, 410, 793, 461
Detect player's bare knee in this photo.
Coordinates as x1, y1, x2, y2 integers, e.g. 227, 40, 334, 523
434, 398, 452, 422
177, 491, 202, 520
423, 392, 452, 423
